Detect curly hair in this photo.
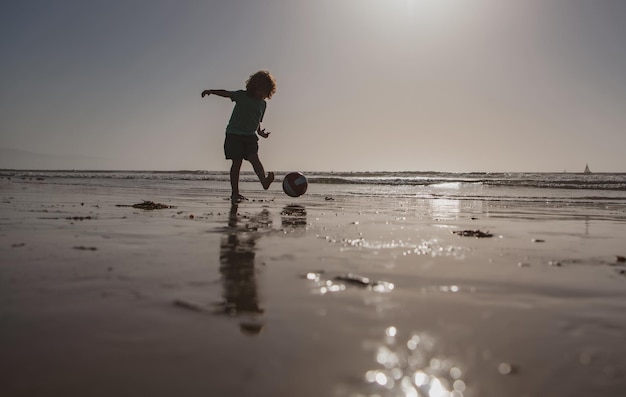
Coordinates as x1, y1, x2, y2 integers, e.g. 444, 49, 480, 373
246, 70, 277, 99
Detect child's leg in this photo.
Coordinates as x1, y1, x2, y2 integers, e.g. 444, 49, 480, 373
230, 158, 243, 198
247, 154, 274, 190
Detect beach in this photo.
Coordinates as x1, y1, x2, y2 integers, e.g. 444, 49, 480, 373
1, 172, 626, 396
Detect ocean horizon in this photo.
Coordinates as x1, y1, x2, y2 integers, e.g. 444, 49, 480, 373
3, 169, 626, 207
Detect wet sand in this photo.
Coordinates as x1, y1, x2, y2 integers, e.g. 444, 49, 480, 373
1, 178, 626, 396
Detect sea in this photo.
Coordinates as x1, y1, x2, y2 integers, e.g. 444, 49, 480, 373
2, 170, 626, 206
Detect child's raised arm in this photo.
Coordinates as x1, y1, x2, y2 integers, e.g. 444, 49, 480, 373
201, 89, 232, 98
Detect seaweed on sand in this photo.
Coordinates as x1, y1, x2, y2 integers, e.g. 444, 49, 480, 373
453, 230, 494, 238
116, 200, 174, 210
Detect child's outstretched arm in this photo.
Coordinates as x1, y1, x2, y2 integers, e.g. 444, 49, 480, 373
201, 89, 232, 98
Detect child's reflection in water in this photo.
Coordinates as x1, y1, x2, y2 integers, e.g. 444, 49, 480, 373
218, 204, 307, 335
218, 204, 268, 335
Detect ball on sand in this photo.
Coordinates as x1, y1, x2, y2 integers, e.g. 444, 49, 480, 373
282, 172, 308, 197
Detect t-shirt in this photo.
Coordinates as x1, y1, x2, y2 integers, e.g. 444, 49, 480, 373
225, 90, 266, 136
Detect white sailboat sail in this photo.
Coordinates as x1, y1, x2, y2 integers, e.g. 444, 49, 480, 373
584, 164, 591, 174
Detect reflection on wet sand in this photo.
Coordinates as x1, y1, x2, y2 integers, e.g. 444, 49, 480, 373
281, 204, 307, 229
216, 204, 307, 335
217, 204, 270, 335
361, 327, 469, 397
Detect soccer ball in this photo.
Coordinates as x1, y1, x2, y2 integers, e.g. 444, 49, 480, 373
282, 172, 308, 197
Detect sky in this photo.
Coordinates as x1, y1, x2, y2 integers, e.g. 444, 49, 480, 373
1, 0, 625, 172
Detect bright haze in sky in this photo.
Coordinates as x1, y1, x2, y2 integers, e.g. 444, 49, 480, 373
1, 0, 625, 172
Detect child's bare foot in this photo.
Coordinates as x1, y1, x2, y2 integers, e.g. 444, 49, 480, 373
230, 194, 248, 204
262, 172, 274, 190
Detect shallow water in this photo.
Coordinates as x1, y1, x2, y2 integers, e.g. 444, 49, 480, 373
1, 175, 626, 396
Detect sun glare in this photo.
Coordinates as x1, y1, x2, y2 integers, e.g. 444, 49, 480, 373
363, 0, 466, 25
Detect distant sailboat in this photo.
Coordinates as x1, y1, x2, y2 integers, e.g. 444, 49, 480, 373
584, 164, 591, 174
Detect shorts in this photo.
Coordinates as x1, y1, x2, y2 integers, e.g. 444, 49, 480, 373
224, 133, 258, 160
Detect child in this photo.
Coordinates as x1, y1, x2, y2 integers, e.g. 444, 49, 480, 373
202, 70, 277, 204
